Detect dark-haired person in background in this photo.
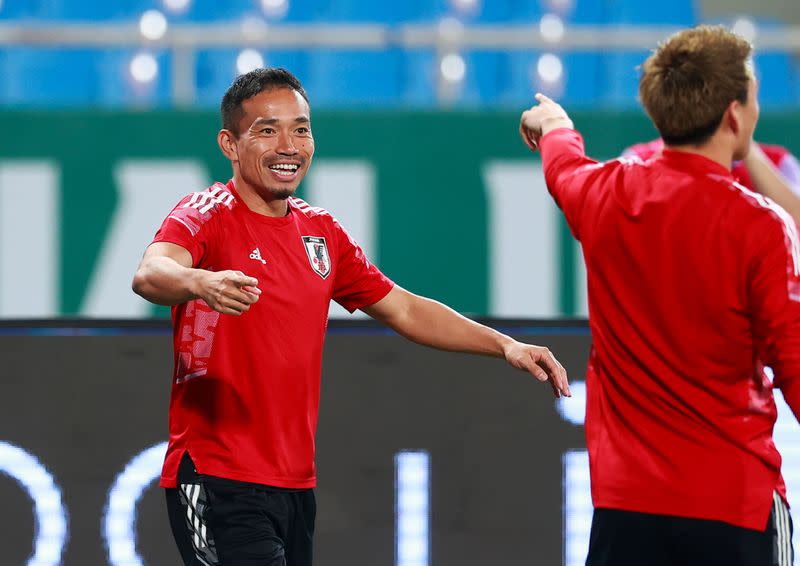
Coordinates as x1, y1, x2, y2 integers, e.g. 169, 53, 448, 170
520, 26, 798, 566
132, 67, 570, 566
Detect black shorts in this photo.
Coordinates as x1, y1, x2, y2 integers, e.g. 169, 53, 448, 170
165, 454, 316, 566
586, 492, 794, 566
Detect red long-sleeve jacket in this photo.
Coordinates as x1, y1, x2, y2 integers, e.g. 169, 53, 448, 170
542, 128, 800, 530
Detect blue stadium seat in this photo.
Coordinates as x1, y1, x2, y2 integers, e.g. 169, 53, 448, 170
36, 0, 152, 21
402, 50, 438, 106
0, 0, 41, 19
599, 50, 649, 108
561, 0, 606, 24
195, 50, 236, 106
303, 0, 541, 23
755, 52, 796, 107
304, 50, 403, 106
495, 51, 538, 106
0, 48, 98, 105
184, 0, 261, 22
717, 17, 797, 108
95, 49, 172, 107
562, 53, 605, 106
402, 49, 603, 108
603, 0, 695, 25
396, 51, 510, 107
403, 0, 544, 24
419, 0, 544, 23
2, 0, 799, 110
310, 0, 441, 23
501, 51, 603, 108
281, 0, 320, 23
499, 0, 543, 23
456, 51, 510, 105
194, 49, 309, 107
0, 46, 172, 107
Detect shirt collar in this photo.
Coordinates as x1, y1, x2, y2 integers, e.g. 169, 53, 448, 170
659, 149, 734, 179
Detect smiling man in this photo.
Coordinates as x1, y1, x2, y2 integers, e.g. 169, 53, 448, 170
132, 68, 570, 566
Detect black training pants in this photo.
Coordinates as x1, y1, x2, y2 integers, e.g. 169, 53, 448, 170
165, 454, 315, 566
586, 493, 794, 566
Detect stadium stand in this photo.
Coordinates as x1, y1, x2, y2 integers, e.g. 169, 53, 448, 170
0, 0, 797, 108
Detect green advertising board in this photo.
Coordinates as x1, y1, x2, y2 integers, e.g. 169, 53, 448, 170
1, 109, 797, 319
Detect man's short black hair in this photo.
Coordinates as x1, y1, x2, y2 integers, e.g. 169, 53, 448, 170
220, 67, 309, 135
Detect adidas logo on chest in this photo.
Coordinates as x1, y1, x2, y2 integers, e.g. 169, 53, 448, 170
249, 247, 266, 264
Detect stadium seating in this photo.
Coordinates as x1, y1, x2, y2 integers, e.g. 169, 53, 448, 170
0, 0, 795, 109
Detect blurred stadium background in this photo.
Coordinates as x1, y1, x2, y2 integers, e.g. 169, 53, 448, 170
1, 0, 799, 565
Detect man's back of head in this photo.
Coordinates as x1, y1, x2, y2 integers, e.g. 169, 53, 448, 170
639, 26, 757, 163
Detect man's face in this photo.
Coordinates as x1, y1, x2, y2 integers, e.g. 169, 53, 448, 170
733, 76, 760, 161
231, 87, 314, 199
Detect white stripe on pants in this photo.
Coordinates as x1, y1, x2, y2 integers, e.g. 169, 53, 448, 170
774, 491, 794, 566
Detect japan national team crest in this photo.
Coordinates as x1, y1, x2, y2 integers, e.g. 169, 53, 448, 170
301, 236, 331, 279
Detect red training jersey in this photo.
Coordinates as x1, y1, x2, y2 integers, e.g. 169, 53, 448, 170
542, 128, 800, 530
152, 180, 394, 489
624, 138, 800, 194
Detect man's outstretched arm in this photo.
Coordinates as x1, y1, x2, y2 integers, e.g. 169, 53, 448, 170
361, 286, 571, 398
132, 242, 261, 316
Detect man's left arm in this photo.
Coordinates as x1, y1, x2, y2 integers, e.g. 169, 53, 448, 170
362, 286, 570, 398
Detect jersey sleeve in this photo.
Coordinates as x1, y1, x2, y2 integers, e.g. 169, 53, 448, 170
331, 220, 394, 313
151, 193, 217, 267
748, 209, 800, 421
539, 127, 604, 240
